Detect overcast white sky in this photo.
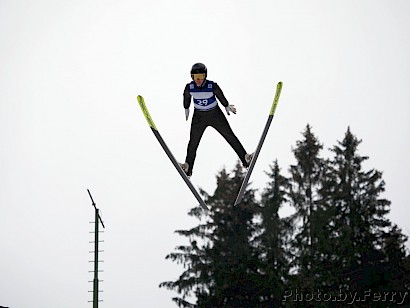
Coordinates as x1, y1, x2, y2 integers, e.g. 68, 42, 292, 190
1, 0, 409, 307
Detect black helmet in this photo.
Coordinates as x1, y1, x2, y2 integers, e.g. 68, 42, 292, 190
190, 63, 207, 78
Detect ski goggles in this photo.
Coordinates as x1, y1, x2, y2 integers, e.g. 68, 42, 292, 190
192, 73, 206, 81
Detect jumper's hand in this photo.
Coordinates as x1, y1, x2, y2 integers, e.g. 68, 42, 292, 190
225, 105, 237, 115
185, 108, 189, 121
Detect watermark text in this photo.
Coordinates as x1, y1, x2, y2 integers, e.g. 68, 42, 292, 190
282, 289, 408, 305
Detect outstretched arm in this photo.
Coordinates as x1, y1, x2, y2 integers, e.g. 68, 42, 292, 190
183, 84, 191, 120
213, 83, 229, 107
183, 84, 191, 109
214, 83, 237, 115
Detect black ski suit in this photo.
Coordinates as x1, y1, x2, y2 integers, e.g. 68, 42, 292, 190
183, 80, 248, 175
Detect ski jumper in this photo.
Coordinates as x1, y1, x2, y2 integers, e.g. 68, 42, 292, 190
183, 80, 247, 175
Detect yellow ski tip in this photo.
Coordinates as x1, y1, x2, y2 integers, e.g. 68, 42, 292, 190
269, 81, 283, 116
137, 95, 157, 130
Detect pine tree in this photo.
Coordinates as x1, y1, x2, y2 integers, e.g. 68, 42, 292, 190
288, 124, 327, 291
380, 224, 409, 295
326, 127, 396, 293
160, 163, 261, 307
256, 160, 292, 306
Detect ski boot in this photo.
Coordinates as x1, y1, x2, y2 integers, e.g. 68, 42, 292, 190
244, 153, 254, 168
179, 162, 191, 178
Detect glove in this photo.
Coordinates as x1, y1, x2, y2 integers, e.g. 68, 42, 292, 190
225, 105, 237, 115
185, 108, 189, 121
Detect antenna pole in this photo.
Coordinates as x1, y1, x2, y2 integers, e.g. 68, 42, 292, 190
87, 189, 105, 308
93, 207, 99, 308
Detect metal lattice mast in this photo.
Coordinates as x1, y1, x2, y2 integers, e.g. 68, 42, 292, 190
87, 189, 105, 308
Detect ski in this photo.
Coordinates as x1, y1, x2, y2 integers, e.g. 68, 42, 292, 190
233, 81, 283, 207
137, 95, 209, 211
